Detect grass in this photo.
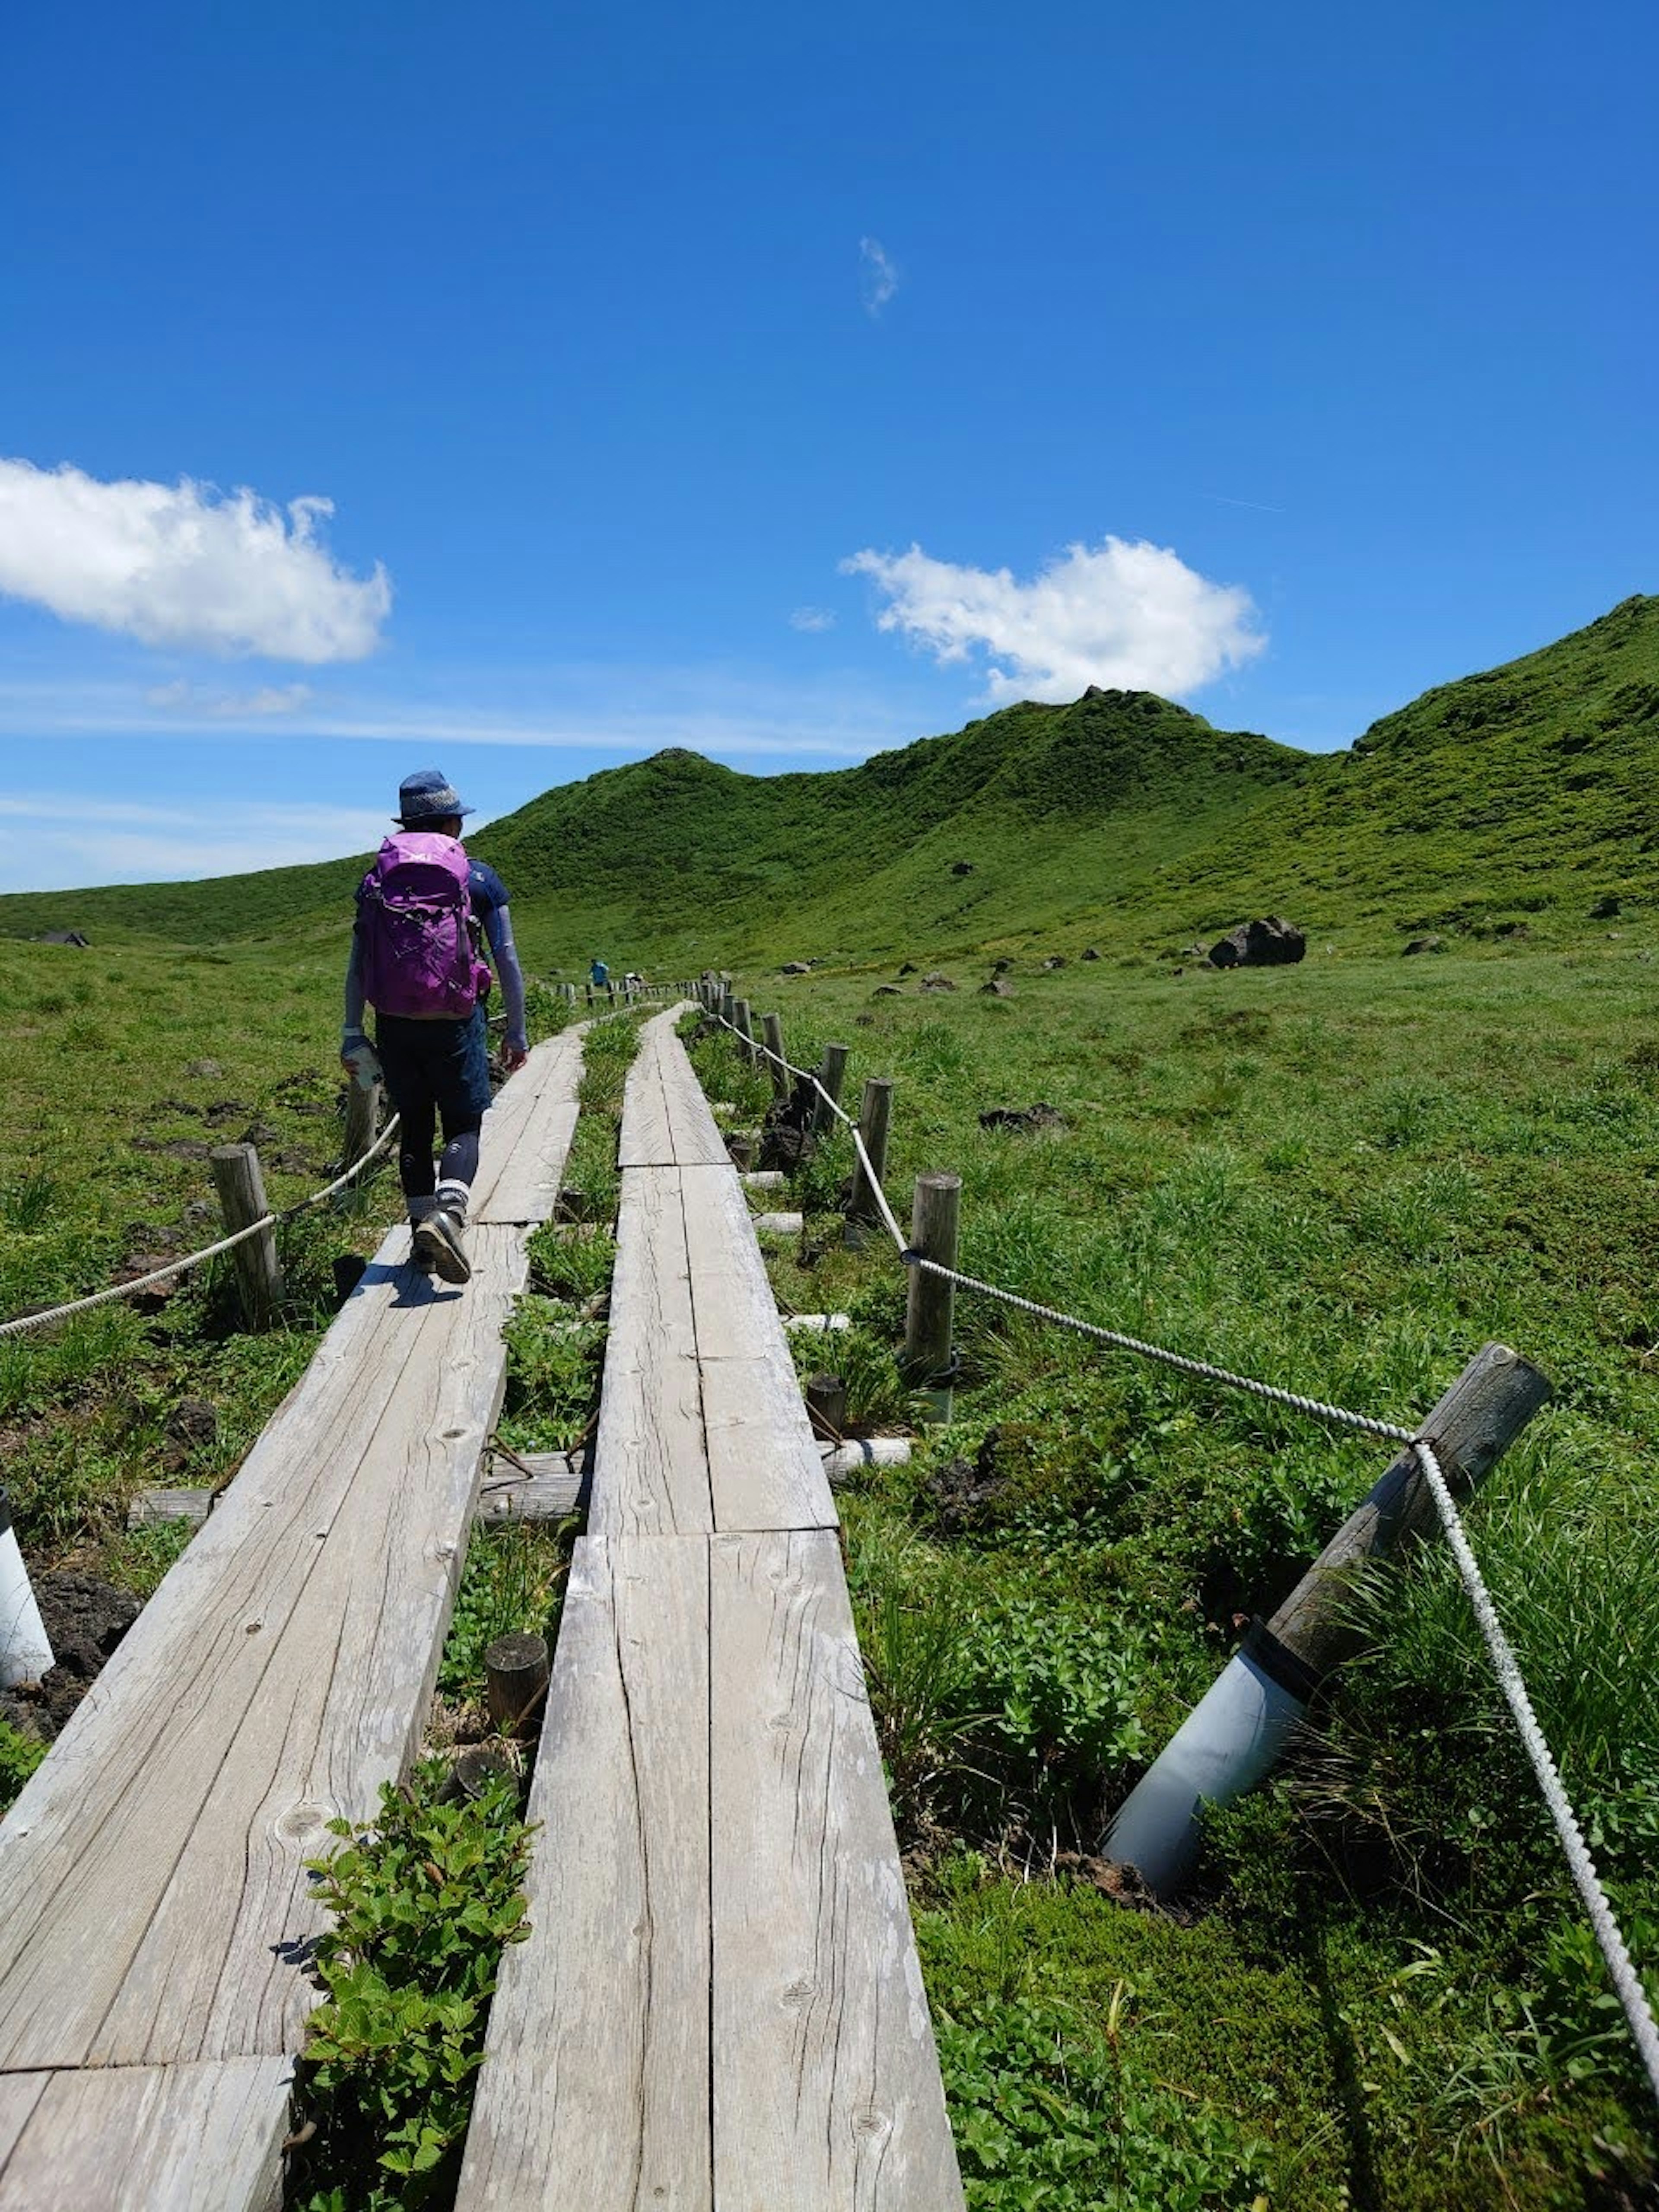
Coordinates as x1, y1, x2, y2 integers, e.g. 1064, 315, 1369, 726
689, 941, 1659, 2208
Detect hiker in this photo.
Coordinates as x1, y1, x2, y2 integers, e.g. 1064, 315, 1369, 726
589, 956, 609, 989
340, 769, 529, 1284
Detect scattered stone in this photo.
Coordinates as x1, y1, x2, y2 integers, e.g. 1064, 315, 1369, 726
0, 1574, 142, 1742
896, 963, 918, 977
991, 958, 1013, 975
203, 1099, 255, 1127
1494, 920, 1529, 940
1402, 934, 1443, 957
1207, 916, 1306, 968
183, 1058, 223, 1081
237, 1122, 280, 1147
978, 1102, 1067, 1133
123, 1221, 183, 1254
923, 1423, 1037, 1535
780, 960, 812, 975
1081, 947, 1101, 961
112, 1252, 185, 1311
133, 1137, 213, 1162
1041, 955, 1067, 971
1180, 944, 1209, 961
950, 860, 975, 876
872, 985, 902, 998
182, 1199, 215, 1225
920, 972, 956, 992
854, 1014, 875, 1027
1591, 894, 1622, 920
37, 930, 89, 948
979, 979, 1014, 997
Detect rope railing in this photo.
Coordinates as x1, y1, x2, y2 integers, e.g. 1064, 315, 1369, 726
694, 989, 1659, 2107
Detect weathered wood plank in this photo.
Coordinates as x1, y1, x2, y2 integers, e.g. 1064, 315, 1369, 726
677, 1165, 780, 1363
657, 1030, 729, 1167
455, 1535, 711, 2212
617, 1020, 675, 1168
0, 2061, 289, 2212
710, 1531, 964, 2212
590, 1169, 711, 1536
475, 1034, 583, 1223
700, 1358, 837, 1533
0, 1226, 524, 2069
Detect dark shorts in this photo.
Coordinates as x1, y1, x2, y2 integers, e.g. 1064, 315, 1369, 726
375, 1007, 492, 1134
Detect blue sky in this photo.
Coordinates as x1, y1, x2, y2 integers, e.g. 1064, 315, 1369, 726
1, 0, 1654, 892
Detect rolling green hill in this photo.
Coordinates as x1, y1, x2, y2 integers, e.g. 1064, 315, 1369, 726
3, 593, 1656, 964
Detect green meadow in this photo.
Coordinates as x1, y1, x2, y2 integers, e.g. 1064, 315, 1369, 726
2, 598, 1658, 2206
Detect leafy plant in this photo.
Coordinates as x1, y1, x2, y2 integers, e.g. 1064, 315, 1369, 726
0, 1720, 45, 1813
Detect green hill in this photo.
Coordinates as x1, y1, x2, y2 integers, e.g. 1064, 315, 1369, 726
3, 594, 1656, 963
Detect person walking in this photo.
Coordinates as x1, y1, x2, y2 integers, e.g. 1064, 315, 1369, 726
340, 769, 529, 1284
589, 956, 609, 990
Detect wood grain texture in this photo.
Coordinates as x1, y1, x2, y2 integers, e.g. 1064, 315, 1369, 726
476, 1034, 583, 1223
455, 1536, 712, 2212
590, 1168, 711, 1537
617, 1021, 676, 1168
677, 1166, 779, 1362
0, 1223, 526, 2069
701, 1359, 836, 1533
710, 1531, 965, 2212
0, 2060, 289, 2212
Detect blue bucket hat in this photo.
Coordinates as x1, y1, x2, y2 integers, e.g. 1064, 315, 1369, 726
395, 768, 474, 825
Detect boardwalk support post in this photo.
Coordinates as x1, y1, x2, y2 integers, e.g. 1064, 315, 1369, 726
804, 1373, 847, 1441
486, 1631, 552, 1738
1105, 1340, 1552, 1897
210, 1143, 283, 1329
903, 1171, 960, 1423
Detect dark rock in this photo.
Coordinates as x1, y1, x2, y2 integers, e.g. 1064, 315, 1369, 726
238, 1122, 280, 1147
38, 930, 89, 947
1081, 947, 1101, 961
924, 1424, 1037, 1536
183, 1058, 223, 1080
780, 961, 812, 975
978, 1102, 1067, 1133
920, 972, 956, 992
872, 985, 902, 998
991, 958, 1013, 975
854, 1014, 875, 1027
1402, 935, 1443, 957
113, 1252, 185, 1312
1207, 916, 1306, 968
896, 963, 918, 977
1041, 956, 1067, 971
757, 1074, 819, 1173
182, 1199, 215, 1225
1494, 920, 1529, 940
1591, 894, 1622, 920
203, 1099, 255, 1127
1180, 944, 1209, 960
0, 1574, 142, 1741
950, 861, 975, 876
978, 979, 1014, 997
163, 1399, 217, 1452
123, 1221, 183, 1253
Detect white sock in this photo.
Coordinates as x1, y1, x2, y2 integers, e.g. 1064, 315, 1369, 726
434, 1179, 470, 1221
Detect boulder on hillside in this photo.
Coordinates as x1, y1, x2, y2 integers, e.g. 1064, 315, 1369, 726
897, 962, 918, 977
979, 979, 1014, 997
872, 985, 902, 998
1081, 947, 1101, 961
991, 957, 1013, 975
780, 960, 812, 975
1041, 955, 1067, 971
1402, 934, 1443, 957
38, 930, 89, 947
921, 972, 956, 992
1207, 917, 1306, 969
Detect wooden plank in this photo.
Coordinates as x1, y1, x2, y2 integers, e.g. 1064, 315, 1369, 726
677, 1165, 780, 1363
710, 1531, 964, 2212
469, 1042, 559, 1218
475, 1034, 584, 1223
656, 1030, 729, 1167
701, 1358, 836, 1533
0, 2061, 289, 2212
617, 1020, 675, 1168
0, 1227, 523, 2069
455, 1535, 711, 2212
590, 1169, 711, 1537
0, 2082, 47, 2174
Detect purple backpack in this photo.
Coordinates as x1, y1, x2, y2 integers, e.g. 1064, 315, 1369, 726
358, 833, 492, 1019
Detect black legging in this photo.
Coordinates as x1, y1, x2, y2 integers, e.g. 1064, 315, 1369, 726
398, 1105, 481, 1201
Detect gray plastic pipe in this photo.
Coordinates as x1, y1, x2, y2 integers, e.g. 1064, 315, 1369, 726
0, 1490, 54, 1690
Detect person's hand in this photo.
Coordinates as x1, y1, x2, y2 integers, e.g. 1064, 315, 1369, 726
341, 1036, 383, 1090
502, 1038, 530, 1075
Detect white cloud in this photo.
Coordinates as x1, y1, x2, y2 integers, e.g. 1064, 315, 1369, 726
788, 606, 837, 632
859, 237, 899, 317
0, 795, 394, 893
841, 536, 1266, 702
145, 679, 314, 717
0, 459, 391, 661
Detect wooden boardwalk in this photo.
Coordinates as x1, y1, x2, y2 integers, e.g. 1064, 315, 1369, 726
0, 1030, 586, 2210
456, 1011, 964, 2211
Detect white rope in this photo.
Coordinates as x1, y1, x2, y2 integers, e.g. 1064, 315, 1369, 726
0, 1112, 402, 1341
1411, 1440, 1659, 2106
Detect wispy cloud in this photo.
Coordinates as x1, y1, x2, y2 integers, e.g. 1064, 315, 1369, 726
859, 237, 899, 317
788, 606, 837, 633
842, 536, 1266, 702
0, 794, 393, 894
145, 679, 315, 717
0, 459, 391, 661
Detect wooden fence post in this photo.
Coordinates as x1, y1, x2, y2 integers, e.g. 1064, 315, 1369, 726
732, 998, 757, 1068
846, 1076, 894, 1232
903, 1171, 960, 1421
810, 1042, 849, 1137
761, 1012, 790, 1100
341, 1074, 381, 1176
210, 1143, 283, 1329
485, 1630, 551, 1738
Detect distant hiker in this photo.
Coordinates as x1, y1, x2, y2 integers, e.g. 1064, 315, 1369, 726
589, 957, 609, 988
341, 769, 529, 1285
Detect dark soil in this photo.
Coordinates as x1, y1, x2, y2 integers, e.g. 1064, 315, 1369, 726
0, 1573, 143, 1742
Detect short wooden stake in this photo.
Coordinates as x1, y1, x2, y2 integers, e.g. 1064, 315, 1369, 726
445, 1744, 518, 1803
210, 1142, 283, 1329
804, 1373, 848, 1442
485, 1630, 552, 1738
903, 1171, 960, 1421
341, 1074, 381, 1175
761, 1012, 789, 1099
847, 1076, 894, 1228
732, 998, 757, 1067
810, 1042, 850, 1137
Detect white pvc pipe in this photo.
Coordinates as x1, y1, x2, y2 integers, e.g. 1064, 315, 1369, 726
1104, 1648, 1306, 1898
784, 1312, 851, 1332
821, 1438, 912, 1477
753, 1213, 804, 1236
0, 1496, 54, 1690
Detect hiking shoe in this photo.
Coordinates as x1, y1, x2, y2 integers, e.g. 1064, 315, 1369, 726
408, 1232, 436, 1274
414, 1205, 471, 1284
